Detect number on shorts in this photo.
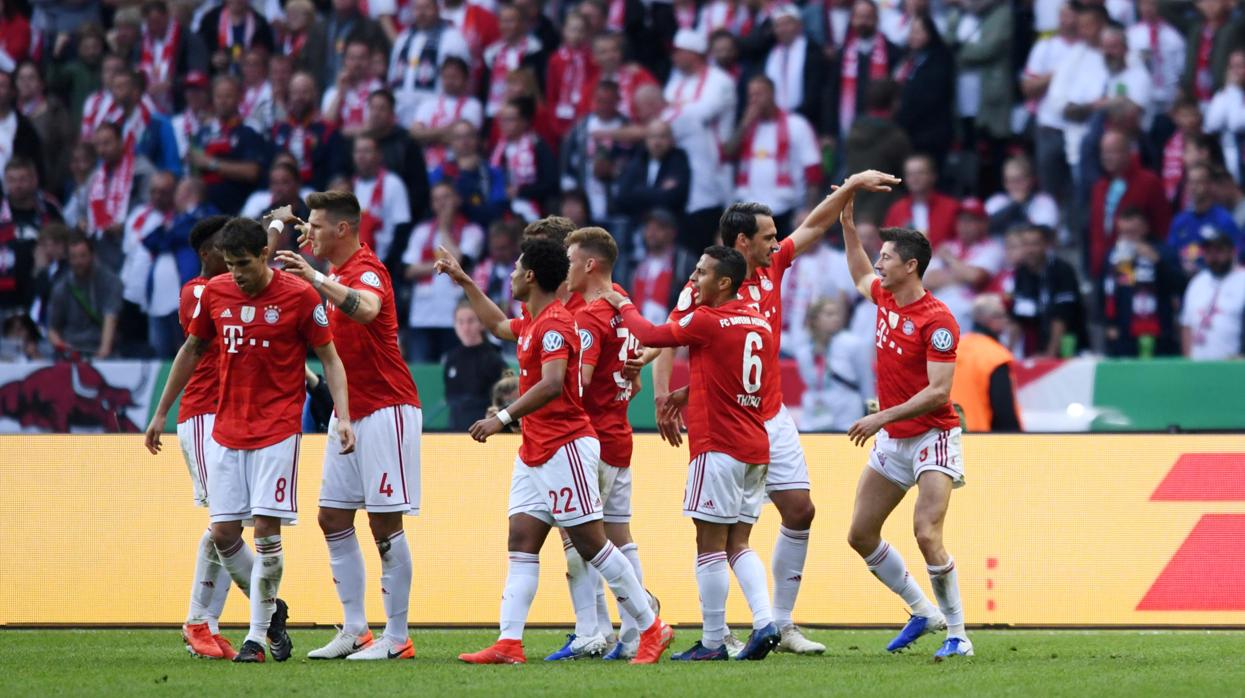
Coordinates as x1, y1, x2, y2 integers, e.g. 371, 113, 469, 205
379, 473, 394, 497
548, 487, 577, 515
274, 477, 287, 503
742, 331, 763, 394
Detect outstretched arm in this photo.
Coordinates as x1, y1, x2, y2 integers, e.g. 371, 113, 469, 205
841, 196, 879, 299
787, 170, 901, 257
606, 292, 683, 348
276, 250, 382, 324
434, 245, 517, 341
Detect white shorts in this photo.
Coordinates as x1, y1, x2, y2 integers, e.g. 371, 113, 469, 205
509, 437, 603, 527
177, 413, 215, 507
321, 405, 422, 515
867, 427, 966, 491
765, 404, 810, 493
599, 461, 632, 523
206, 434, 302, 524
684, 452, 767, 525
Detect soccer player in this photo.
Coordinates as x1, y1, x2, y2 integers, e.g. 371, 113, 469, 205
650, 170, 899, 655
603, 245, 777, 661
435, 236, 673, 665
176, 215, 237, 660
273, 191, 423, 661
145, 218, 356, 664
840, 196, 972, 659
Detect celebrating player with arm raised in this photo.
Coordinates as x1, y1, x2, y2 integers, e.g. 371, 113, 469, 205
145, 218, 354, 664
436, 236, 673, 666
649, 170, 900, 655
840, 196, 973, 660
274, 191, 423, 662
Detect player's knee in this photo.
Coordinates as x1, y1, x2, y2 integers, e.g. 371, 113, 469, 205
210, 526, 241, 551
366, 513, 402, 541
317, 509, 347, 535
846, 527, 878, 557
781, 499, 815, 529
913, 521, 943, 555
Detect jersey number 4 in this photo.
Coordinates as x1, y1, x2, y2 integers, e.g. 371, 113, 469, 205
742, 331, 763, 394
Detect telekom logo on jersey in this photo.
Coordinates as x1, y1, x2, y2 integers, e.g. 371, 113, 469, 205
221, 325, 272, 353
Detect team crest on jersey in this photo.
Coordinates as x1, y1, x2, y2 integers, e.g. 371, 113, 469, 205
678, 312, 695, 327
931, 328, 954, 352
888, 311, 899, 329
314, 304, 329, 327
676, 286, 694, 311
578, 329, 593, 350
264, 305, 280, 324
240, 305, 256, 323
748, 286, 761, 301
542, 330, 564, 352
761, 277, 773, 291
360, 271, 382, 289
902, 319, 915, 335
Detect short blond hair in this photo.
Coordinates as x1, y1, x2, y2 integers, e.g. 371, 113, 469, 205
565, 226, 618, 268
522, 216, 577, 245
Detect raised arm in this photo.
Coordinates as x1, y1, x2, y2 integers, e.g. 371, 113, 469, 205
434, 245, 517, 341
840, 196, 879, 299
788, 169, 901, 257
609, 293, 683, 347
275, 250, 383, 324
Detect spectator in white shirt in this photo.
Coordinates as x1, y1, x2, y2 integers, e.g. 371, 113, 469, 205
1127, 0, 1186, 118
118, 170, 176, 348
986, 154, 1060, 235
351, 133, 411, 262
239, 46, 276, 133
1205, 49, 1245, 183
726, 74, 821, 236
1021, 2, 1080, 117
925, 197, 1007, 329
403, 181, 484, 362
1181, 230, 1245, 359
388, 0, 471, 126
1098, 25, 1153, 127
408, 56, 484, 172
322, 37, 383, 137
794, 295, 873, 432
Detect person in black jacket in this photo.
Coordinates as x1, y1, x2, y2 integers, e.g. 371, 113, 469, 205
895, 12, 956, 170
613, 120, 691, 264
443, 300, 508, 430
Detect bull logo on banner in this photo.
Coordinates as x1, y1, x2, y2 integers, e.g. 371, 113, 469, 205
0, 360, 149, 433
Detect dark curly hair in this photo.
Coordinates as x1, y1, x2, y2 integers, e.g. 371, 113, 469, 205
719, 201, 774, 244
702, 245, 747, 294
217, 217, 268, 258
189, 215, 231, 254
519, 237, 569, 293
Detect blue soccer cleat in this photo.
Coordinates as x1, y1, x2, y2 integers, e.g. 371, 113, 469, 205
933, 637, 974, 661
734, 623, 780, 661
886, 613, 947, 653
671, 641, 729, 661
602, 640, 637, 661
544, 633, 606, 661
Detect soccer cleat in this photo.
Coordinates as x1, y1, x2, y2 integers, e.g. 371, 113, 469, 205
182, 622, 225, 659
734, 623, 780, 661
647, 589, 661, 616
232, 640, 266, 663
212, 634, 237, 660
544, 633, 607, 660
459, 639, 526, 664
723, 631, 745, 658
266, 598, 293, 662
630, 617, 674, 664
776, 624, 826, 655
670, 641, 729, 661
602, 639, 638, 661
886, 613, 947, 653
347, 635, 415, 661
307, 628, 375, 659
933, 637, 974, 661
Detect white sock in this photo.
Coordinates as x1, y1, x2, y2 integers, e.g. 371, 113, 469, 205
499, 552, 540, 641
187, 529, 222, 625
593, 571, 613, 638
206, 560, 232, 634
616, 543, 644, 643
246, 535, 283, 645
325, 527, 368, 635
928, 558, 966, 639
588, 542, 655, 631
729, 548, 774, 630
562, 539, 599, 637
378, 530, 412, 642
696, 552, 729, 648
215, 537, 254, 595
864, 542, 937, 617
771, 526, 809, 627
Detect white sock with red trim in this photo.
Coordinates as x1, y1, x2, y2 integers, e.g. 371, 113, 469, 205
593, 571, 614, 638
378, 530, 412, 643
246, 535, 283, 645
616, 543, 644, 643
771, 526, 809, 627
325, 527, 368, 635
187, 529, 222, 626
588, 542, 654, 631
696, 552, 729, 648
214, 536, 254, 595
928, 557, 965, 638
729, 548, 774, 630
562, 539, 599, 637
865, 541, 937, 617
499, 552, 540, 641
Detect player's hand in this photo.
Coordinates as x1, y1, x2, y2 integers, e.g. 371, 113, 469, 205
654, 389, 687, 447
845, 169, 901, 193
144, 414, 165, 455
274, 250, 315, 281
847, 413, 887, 447
602, 290, 628, 309
434, 245, 472, 285
622, 357, 644, 380
469, 415, 504, 442
337, 421, 356, 454
840, 197, 856, 235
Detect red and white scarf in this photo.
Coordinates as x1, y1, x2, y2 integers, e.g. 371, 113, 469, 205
839, 34, 889, 135
1195, 25, 1215, 102
338, 78, 381, 128
1162, 132, 1183, 202
491, 133, 537, 185
736, 113, 792, 188
80, 90, 114, 141
240, 81, 270, 121
702, 1, 754, 35
140, 22, 181, 86
487, 41, 525, 114
86, 153, 136, 233
552, 45, 591, 121
632, 253, 674, 317
355, 169, 388, 250
424, 96, 467, 169
284, 119, 319, 182
107, 100, 154, 154
415, 215, 469, 284
218, 8, 256, 60
283, 30, 307, 58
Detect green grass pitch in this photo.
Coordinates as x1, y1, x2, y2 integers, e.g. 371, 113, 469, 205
2, 628, 1243, 696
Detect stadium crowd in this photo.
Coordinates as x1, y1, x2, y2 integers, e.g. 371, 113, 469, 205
0, 0, 1244, 429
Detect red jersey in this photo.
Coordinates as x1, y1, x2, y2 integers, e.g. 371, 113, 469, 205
328, 245, 420, 419
621, 299, 770, 464
577, 295, 640, 468
870, 278, 961, 438
508, 301, 595, 466
176, 276, 221, 423
189, 268, 333, 449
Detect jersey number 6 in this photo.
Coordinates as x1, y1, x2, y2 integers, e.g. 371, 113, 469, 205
742, 331, 763, 394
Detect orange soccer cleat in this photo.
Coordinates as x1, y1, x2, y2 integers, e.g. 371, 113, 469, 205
212, 634, 237, 660
458, 639, 527, 664
630, 617, 674, 664
183, 623, 225, 659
